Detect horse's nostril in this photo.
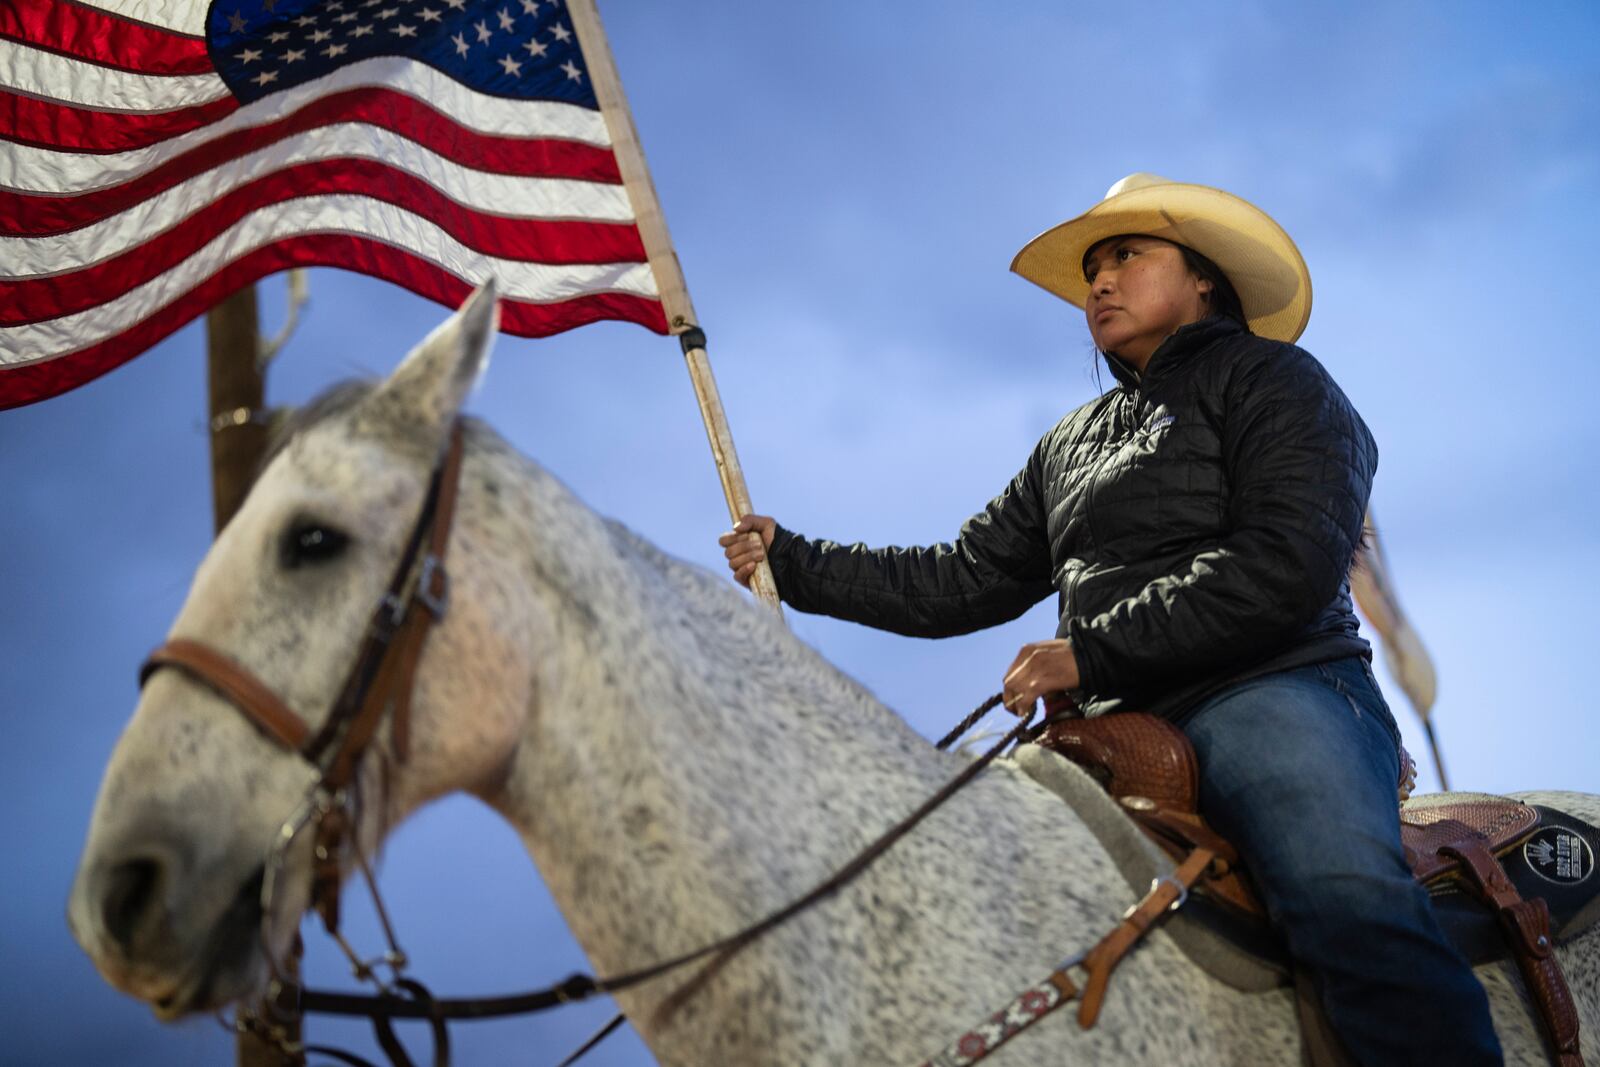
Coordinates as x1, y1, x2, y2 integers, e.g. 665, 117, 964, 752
102, 857, 163, 951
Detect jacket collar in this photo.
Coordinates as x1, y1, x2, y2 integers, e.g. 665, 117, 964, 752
1100, 315, 1246, 392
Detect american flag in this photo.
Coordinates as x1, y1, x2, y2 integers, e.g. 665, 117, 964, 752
0, 0, 670, 409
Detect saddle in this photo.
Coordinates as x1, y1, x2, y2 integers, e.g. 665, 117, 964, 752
1037, 708, 1590, 1067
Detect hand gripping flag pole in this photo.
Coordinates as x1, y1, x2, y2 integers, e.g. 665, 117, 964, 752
567, 0, 784, 614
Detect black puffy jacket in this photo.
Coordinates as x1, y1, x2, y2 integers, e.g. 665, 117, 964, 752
768, 316, 1378, 720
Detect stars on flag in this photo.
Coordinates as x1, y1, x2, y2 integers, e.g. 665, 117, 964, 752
213, 0, 594, 107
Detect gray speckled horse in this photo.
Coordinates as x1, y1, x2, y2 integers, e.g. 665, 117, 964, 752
69, 289, 1598, 1064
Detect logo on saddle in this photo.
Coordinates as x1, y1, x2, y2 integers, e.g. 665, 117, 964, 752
1525, 827, 1593, 885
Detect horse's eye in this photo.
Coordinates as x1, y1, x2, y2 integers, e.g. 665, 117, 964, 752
282, 523, 349, 568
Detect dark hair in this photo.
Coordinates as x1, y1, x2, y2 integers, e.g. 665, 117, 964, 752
1177, 244, 1247, 328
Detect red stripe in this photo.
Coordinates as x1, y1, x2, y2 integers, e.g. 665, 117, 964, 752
4, 83, 617, 171
3, 159, 648, 325
2, 88, 622, 235
0, 235, 668, 410
1, 90, 238, 156
0, 0, 212, 76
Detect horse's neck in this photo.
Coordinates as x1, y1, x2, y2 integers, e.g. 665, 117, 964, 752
447, 446, 1174, 1064
478, 454, 966, 971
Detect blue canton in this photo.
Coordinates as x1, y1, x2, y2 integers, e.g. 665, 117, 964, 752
206, 0, 598, 108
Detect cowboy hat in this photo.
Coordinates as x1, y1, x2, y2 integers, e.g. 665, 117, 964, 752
1010, 173, 1312, 343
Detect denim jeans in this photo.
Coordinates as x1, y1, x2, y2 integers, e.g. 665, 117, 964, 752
1180, 656, 1503, 1066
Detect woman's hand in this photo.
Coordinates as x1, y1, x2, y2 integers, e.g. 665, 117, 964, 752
718, 514, 777, 588
1002, 639, 1080, 715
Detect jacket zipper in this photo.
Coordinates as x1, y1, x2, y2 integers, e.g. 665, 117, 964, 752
1083, 389, 1140, 554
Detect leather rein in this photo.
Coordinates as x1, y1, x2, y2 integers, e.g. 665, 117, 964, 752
137, 417, 1051, 1067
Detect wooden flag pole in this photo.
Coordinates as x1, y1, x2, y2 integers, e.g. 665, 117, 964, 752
567, 0, 783, 613
206, 285, 301, 1066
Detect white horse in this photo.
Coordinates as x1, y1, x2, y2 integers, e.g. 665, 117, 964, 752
69, 287, 1599, 1065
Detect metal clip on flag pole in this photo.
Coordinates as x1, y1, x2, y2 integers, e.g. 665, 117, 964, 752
568, 0, 783, 614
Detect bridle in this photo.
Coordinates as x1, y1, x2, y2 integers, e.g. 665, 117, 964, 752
134, 416, 1062, 1067
139, 419, 469, 1062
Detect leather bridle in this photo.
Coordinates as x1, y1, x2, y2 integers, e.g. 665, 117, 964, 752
139, 420, 465, 1019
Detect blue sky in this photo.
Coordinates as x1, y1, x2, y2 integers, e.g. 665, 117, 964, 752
3, 2, 1597, 1063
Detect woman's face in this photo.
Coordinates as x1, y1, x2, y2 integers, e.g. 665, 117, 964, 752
1083, 236, 1213, 371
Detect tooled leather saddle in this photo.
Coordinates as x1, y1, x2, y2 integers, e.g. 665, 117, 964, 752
1038, 707, 1591, 1067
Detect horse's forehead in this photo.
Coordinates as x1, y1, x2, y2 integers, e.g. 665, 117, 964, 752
275, 423, 412, 494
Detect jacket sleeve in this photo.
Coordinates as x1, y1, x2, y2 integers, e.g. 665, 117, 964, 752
1066, 346, 1378, 696
767, 442, 1057, 637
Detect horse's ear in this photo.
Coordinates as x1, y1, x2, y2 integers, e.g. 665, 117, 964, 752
367, 280, 498, 441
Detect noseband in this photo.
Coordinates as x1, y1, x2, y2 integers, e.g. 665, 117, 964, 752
140, 420, 466, 938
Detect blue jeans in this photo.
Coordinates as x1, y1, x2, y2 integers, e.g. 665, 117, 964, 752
1180, 657, 1503, 1066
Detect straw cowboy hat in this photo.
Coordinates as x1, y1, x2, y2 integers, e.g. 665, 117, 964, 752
1010, 173, 1313, 343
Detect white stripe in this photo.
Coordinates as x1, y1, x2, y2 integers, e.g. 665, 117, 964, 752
4, 126, 634, 278
1, 56, 612, 193
72, 0, 208, 37
0, 195, 659, 361
0, 41, 228, 113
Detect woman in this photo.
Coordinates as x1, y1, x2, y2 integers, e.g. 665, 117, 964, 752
720, 174, 1502, 1065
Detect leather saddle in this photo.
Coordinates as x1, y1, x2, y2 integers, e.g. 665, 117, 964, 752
1036, 708, 1594, 1067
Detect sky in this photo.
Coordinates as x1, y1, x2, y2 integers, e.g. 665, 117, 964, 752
3, 2, 1598, 1064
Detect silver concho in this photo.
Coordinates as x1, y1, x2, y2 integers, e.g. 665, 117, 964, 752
1523, 827, 1593, 886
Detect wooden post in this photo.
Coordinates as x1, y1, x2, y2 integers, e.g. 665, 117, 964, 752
207, 286, 299, 1065
567, 0, 783, 613
206, 287, 269, 534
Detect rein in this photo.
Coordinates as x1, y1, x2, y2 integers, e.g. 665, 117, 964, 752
252, 694, 1043, 1067
137, 415, 1056, 1067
